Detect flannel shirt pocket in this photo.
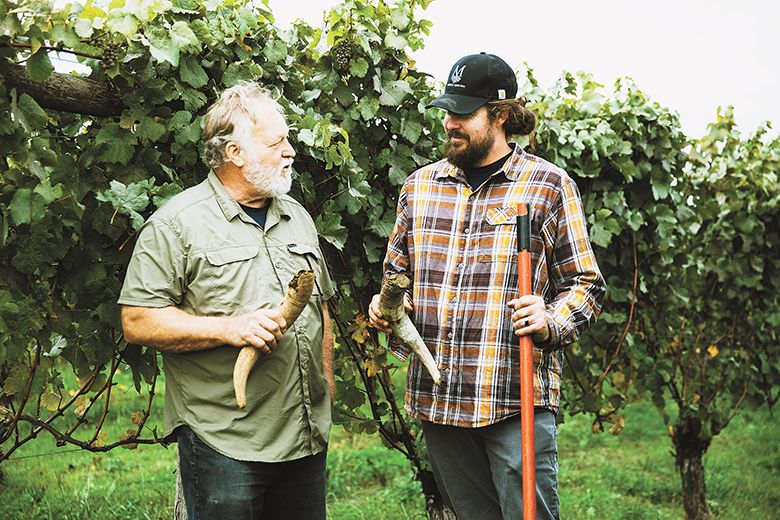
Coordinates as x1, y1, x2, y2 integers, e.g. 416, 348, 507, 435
485, 206, 518, 226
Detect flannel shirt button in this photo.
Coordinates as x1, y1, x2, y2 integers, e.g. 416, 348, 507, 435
447, 331, 453, 339
457, 262, 464, 269
450, 296, 457, 303
464, 228, 471, 234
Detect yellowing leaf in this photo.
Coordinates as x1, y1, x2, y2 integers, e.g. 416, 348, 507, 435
608, 413, 625, 435
348, 315, 371, 344
130, 411, 144, 425
74, 395, 91, 417
120, 428, 138, 448
2, 364, 29, 396
41, 390, 62, 412
0, 404, 12, 419
364, 358, 381, 377
90, 431, 108, 448
707, 345, 719, 358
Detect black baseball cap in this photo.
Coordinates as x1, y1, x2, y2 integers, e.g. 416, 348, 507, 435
426, 52, 518, 115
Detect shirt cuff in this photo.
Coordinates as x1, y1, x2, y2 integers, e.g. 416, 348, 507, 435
539, 310, 564, 351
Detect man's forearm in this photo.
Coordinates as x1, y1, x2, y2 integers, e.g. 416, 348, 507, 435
121, 305, 232, 353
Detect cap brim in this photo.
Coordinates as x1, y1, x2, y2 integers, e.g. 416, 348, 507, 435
426, 92, 490, 115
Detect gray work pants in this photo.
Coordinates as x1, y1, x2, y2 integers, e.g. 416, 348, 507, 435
422, 410, 560, 520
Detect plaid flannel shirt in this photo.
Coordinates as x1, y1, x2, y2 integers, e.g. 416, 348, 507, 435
384, 145, 606, 427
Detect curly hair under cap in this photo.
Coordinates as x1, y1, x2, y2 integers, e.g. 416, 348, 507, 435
201, 82, 283, 170
486, 98, 536, 138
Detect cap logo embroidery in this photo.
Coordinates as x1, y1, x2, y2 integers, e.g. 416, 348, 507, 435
497, 89, 506, 99
450, 65, 465, 84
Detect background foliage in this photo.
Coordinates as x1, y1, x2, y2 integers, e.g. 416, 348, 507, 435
1, 0, 778, 517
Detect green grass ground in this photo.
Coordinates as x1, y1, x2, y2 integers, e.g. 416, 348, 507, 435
1, 371, 778, 519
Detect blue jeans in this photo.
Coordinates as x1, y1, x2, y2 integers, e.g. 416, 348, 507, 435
422, 410, 560, 520
176, 425, 327, 520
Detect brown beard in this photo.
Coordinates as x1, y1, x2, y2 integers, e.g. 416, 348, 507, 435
444, 129, 495, 170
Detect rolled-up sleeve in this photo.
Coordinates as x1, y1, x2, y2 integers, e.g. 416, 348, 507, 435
315, 243, 336, 301
118, 219, 186, 308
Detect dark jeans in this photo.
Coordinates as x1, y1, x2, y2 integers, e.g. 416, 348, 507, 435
176, 425, 327, 520
422, 410, 560, 520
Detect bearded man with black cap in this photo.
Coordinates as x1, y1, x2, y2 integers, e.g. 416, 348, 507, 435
369, 53, 606, 519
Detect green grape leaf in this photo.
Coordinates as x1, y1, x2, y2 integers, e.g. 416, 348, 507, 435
107, 12, 139, 36
26, 49, 54, 82
9, 189, 46, 225
179, 54, 209, 88
137, 117, 167, 142
263, 39, 287, 63
146, 26, 180, 66
349, 57, 369, 78
95, 123, 137, 164
379, 80, 412, 106
12, 92, 48, 132
315, 213, 347, 250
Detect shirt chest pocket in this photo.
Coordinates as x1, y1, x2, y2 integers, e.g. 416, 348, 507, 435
205, 245, 261, 266
485, 206, 518, 226
477, 206, 545, 263
276, 243, 323, 296
198, 245, 262, 312
477, 207, 519, 263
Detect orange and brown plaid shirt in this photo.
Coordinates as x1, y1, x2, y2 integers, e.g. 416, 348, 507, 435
384, 145, 606, 427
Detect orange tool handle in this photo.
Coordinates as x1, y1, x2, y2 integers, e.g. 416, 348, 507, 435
516, 203, 536, 520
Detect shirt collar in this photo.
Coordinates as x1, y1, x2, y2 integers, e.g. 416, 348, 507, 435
433, 143, 527, 182
433, 161, 460, 180
501, 143, 532, 181
207, 170, 291, 224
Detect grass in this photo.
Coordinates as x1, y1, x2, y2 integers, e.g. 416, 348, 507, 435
1, 368, 778, 519
558, 403, 780, 519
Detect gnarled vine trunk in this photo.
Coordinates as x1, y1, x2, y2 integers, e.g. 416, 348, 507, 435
0, 61, 123, 116
673, 414, 711, 520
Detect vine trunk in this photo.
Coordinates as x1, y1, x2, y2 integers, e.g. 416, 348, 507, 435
674, 415, 711, 520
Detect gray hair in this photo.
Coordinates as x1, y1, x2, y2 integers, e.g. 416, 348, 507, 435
202, 82, 283, 170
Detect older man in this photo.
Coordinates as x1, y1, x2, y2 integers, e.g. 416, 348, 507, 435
369, 53, 606, 519
119, 82, 334, 519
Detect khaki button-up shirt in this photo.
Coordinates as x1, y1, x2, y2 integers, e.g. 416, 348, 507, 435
118, 172, 335, 462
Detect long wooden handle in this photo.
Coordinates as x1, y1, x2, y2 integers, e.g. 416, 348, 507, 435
517, 203, 536, 520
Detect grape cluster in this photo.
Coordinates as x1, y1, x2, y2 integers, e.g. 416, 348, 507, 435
331, 39, 354, 73
101, 41, 124, 69
89, 33, 125, 69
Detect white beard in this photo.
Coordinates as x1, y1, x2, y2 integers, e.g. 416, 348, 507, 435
244, 158, 293, 198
